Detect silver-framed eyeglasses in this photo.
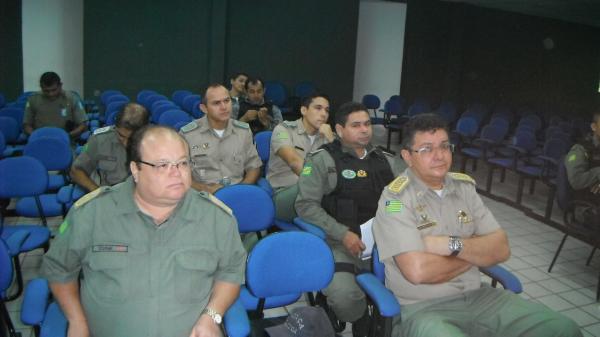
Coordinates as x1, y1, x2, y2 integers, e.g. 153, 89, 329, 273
409, 143, 455, 156
138, 158, 192, 173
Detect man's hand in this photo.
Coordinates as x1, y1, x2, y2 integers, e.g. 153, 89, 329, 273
342, 231, 366, 257
241, 109, 258, 122
67, 319, 90, 337
189, 314, 223, 337
257, 107, 271, 126
318, 124, 334, 142
591, 183, 600, 194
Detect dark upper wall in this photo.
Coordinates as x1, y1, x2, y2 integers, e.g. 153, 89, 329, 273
84, 0, 360, 108
0, 0, 23, 100
402, 0, 600, 118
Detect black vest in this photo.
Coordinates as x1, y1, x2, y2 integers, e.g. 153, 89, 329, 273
321, 140, 394, 236
238, 100, 274, 134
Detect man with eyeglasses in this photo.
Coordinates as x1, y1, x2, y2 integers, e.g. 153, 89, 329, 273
295, 101, 405, 337
23, 71, 88, 138
181, 84, 262, 194
372, 113, 581, 337
41, 125, 246, 337
70, 102, 149, 192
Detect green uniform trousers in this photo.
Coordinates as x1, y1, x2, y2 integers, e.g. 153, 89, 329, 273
273, 184, 299, 222
392, 287, 582, 337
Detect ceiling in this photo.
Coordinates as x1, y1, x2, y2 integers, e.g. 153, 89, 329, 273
442, 0, 600, 28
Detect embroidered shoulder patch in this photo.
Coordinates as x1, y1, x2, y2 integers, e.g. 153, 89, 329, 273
282, 120, 297, 129
93, 126, 112, 135
448, 172, 476, 185
276, 131, 289, 140
74, 187, 108, 209
388, 176, 409, 193
232, 120, 250, 129
180, 121, 199, 133
568, 153, 577, 162
301, 165, 313, 176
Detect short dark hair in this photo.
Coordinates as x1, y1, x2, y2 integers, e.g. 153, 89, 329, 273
127, 125, 188, 169
115, 103, 149, 131
40, 72, 61, 87
202, 83, 228, 104
301, 92, 329, 108
245, 77, 264, 91
401, 113, 449, 149
335, 101, 367, 126
230, 72, 249, 81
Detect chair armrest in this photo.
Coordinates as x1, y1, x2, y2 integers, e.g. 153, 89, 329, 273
4, 230, 30, 256
479, 265, 523, 293
256, 178, 274, 197
21, 278, 50, 326
224, 298, 251, 337
293, 217, 326, 240
40, 302, 68, 337
356, 273, 401, 317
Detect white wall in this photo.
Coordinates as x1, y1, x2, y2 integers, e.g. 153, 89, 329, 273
22, 0, 84, 96
353, 1, 406, 104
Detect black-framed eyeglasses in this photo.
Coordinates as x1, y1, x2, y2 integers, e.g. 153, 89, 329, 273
409, 143, 455, 156
138, 158, 192, 173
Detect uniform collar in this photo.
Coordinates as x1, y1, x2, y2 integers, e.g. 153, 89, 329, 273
405, 168, 457, 198
198, 116, 236, 137
338, 140, 375, 159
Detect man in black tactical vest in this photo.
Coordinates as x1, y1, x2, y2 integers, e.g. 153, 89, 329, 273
236, 77, 283, 135
295, 101, 405, 337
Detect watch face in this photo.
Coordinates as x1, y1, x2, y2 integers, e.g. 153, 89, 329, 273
214, 314, 222, 324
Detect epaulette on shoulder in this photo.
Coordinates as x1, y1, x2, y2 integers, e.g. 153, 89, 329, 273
232, 120, 249, 129
201, 192, 233, 216
282, 120, 298, 128
448, 172, 476, 185
93, 126, 113, 135
307, 148, 325, 156
388, 175, 409, 194
180, 121, 199, 133
74, 186, 110, 209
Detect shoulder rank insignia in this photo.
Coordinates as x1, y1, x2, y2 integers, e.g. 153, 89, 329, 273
206, 193, 233, 215
448, 172, 476, 185
282, 120, 298, 128
232, 120, 250, 129
74, 187, 109, 209
308, 148, 325, 156
93, 126, 113, 135
180, 121, 199, 133
388, 175, 409, 193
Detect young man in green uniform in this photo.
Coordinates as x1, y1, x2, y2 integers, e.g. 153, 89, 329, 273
180, 84, 262, 194
41, 125, 246, 337
267, 93, 334, 221
70, 102, 149, 192
565, 109, 600, 196
295, 102, 405, 337
373, 113, 581, 337
23, 71, 88, 138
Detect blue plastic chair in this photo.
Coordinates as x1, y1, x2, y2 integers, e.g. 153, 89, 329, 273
436, 101, 457, 124
254, 131, 272, 175
362, 94, 382, 125
485, 130, 537, 193
104, 94, 129, 107
182, 94, 202, 114
406, 99, 431, 117
24, 137, 73, 192
0, 107, 25, 128
151, 99, 174, 113
452, 116, 479, 149
460, 123, 508, 173
100, 90, 122, 106
0, 116, 24, 157
214, 184, 274, 238
136, 90, 157, 104
28, 127, 70, 145
1, 233, 31, 337
264, 81, 288, 110
243, 231, 334, 320
355, 246, 522, 336
294, 81, 316, 99
171, 90, 193, 108
158, 109, 193, 129
143, 94, 168, 111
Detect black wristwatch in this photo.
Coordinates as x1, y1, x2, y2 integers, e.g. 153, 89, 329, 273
448, 235, 463, 256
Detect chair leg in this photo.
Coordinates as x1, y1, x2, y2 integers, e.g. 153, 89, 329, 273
528, 178, 536, 194
486, 165, 494, 193
5, 257, 24, 302
548, 234, 568, 273
587, 247, 596, 266
544, 186, 556, 220
0, 303, 21, 337
516, 175, 525, 205
500, 168, 506, 182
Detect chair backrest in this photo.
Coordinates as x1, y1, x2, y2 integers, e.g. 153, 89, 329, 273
100, 90, 122, 105
29, 127, 70, 145
152, 103, 180, 123
24, 137, 73, 171
407, 99, 431, 117
489, 117, 510, 136
512, 130, 538, 152
158, 110, 193, 129
264, 81, 287, 107
0, 116, 19, 143
294, 81, 316, 98
0, 107, 25, 126
144, 94, 168, 110
171, 90, 193, 107
182, 94, 202, 114
372, 245, 385, 283
254, 131, 272, 164
105, 94, 130, 106
245, 231, 334, 299
0, 156, 48, 198
0, 132, 5, 156
362, 94, 380, 110
455, 117, 479, 137
214, 184, 275, 233
480, 124, 506, 143
437, 101, 457, 124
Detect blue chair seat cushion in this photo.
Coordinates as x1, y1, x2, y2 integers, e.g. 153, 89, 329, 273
16, 195, 63, 217
1, 225, 50, 252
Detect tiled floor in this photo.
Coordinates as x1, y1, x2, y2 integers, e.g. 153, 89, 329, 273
4, 125, 600, 336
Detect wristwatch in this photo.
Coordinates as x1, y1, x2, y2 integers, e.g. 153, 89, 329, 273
448, 235, 463, 256
202, 307, 223, 325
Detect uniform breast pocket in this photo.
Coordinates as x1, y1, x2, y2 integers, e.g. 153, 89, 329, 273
174, 251, 218, 303
98, 157, 117, 172
192, 154, 212, 169
87, 253, 127, 303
